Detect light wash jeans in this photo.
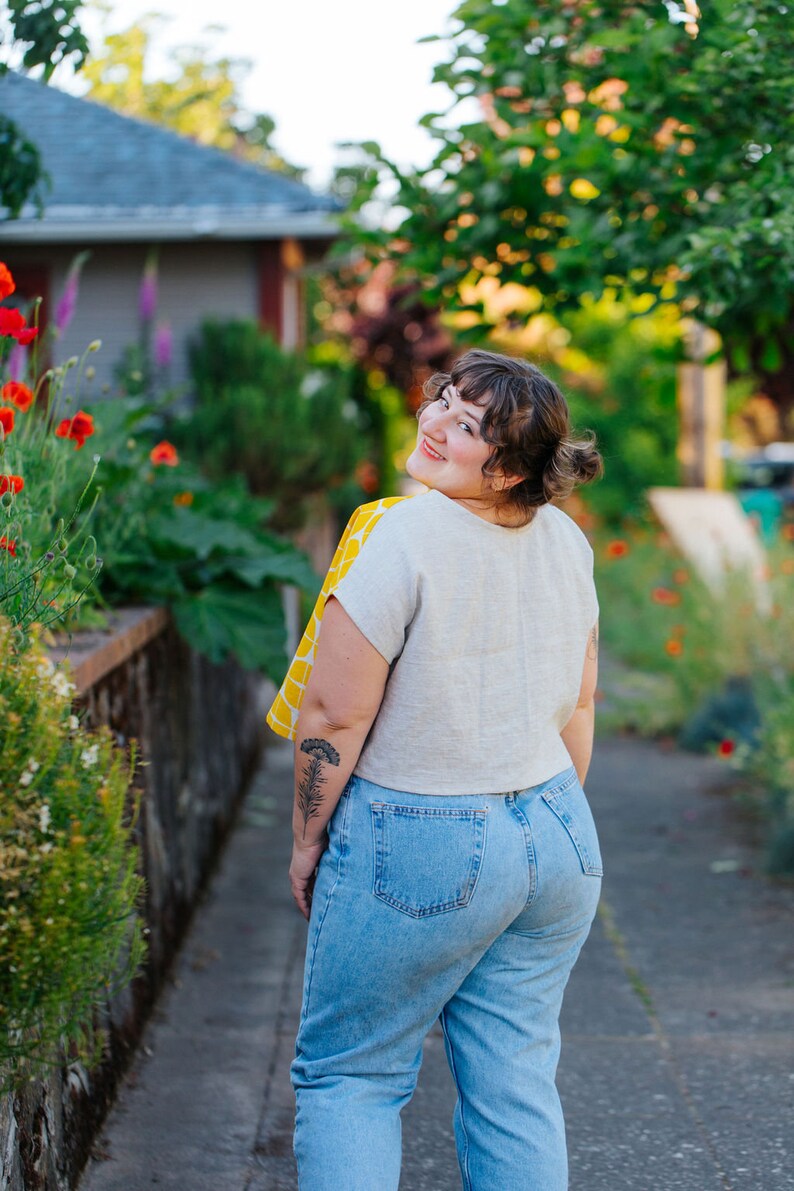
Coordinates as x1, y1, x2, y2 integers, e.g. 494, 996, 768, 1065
291, 766, 603, 1191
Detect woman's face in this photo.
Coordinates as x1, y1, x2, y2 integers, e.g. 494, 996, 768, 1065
405, 384, 498, 506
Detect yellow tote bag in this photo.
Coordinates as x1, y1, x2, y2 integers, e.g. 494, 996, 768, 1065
266, 496, 408, 741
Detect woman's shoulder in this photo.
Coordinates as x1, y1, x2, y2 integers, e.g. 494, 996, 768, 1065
351, 492, 435, 541
539, 503, 595, 559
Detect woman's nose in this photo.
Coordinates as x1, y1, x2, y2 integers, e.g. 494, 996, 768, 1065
422, 406, 446, 436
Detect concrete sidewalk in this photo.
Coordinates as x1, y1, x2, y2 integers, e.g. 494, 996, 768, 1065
80, 737, 794, 1191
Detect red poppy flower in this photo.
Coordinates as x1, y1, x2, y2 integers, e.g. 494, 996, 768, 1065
16, 326, 38, 345
0, 406, 15, 436
0, 474, 24, 496
0, 535, 16, 557
606, 539, 629, 558
0, 308, 26, 337
652, 586, 681, 606
55, 410, 95, 449
0, 263, 15, 301
717, 739, 735, 758
2, 381, 33, 412
664, 638, 683, 656
149, 440, 179, 466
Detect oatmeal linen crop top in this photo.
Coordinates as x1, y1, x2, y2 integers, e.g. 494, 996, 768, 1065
331, 489, 599, 796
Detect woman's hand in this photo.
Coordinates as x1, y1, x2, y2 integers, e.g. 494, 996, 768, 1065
289, 836, 328, 920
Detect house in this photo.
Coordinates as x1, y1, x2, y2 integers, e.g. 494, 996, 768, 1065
0, 72, 340, 389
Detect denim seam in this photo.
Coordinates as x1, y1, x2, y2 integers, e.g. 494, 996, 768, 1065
299, 785, 353, 1028
507, 797, 538, 908
440, 1007, 473, 1191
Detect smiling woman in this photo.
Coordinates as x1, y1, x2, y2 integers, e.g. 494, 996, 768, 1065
278, 348, 606, 1191
407, 349, 603, 526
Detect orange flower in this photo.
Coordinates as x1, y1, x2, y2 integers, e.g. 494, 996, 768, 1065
173, 491, 194, 506
150, 440, 179, 467
606, 539, 629, 558
0, 406, 15, 436
717, 739, 735, 758
354, 459, 379, 494
664, 638, 683, 656
55, 410, 94, 449
672, 568, 689, 584
781, 559, 794, 576
0, 262, 15, 301
782, 524, 794, 542
0, 474, 24, 495
0, 535, 16, 556
652, 586, 681, 606
2, 381, 33, 412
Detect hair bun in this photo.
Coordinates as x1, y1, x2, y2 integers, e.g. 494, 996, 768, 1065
542, 434, 604, 504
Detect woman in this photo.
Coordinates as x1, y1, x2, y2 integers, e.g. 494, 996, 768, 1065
287, 348, 603, 1190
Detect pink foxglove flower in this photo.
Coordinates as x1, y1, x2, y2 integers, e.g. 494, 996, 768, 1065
154, 321, 173, 369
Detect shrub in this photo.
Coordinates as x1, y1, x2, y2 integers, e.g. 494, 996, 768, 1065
0, 618, 144, 1088
181, 321, 368, 529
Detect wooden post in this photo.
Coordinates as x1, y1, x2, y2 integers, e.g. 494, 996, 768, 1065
677, 320, 726, 489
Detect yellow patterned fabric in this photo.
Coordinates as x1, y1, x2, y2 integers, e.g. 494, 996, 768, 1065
266, 496, 409, 740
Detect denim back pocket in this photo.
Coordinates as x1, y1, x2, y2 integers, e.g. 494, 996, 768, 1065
541, 780, 603, 877
371, 803, 488, 918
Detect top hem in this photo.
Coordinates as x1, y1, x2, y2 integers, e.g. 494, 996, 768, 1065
352, 758, 575, 797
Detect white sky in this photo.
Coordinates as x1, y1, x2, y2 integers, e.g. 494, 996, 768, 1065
67, 0, 463, 190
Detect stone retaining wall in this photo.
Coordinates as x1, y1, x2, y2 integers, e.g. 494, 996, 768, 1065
1, 608, 268, 1191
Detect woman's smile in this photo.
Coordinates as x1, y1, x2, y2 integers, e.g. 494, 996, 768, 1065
420, 437, 445, 461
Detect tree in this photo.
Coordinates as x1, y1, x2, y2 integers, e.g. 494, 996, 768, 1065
80, 16, 305, 179
0, 0, 89, 217
358, 1, 794, 425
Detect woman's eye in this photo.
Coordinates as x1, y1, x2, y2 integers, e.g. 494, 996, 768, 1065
459, 422, 473, 434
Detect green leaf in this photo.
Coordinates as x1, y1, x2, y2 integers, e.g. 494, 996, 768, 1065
170, 583, 288, 680
147, 508, 262, 560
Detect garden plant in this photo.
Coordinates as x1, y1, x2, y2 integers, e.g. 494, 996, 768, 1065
1, 260, 143, 1088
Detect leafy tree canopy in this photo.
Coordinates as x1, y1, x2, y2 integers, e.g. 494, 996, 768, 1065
0, 0, 89, 218
81, 15, 305, 180
354, 0, 794, 414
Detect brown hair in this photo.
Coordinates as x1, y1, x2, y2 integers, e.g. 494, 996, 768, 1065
420, 349, 603, 526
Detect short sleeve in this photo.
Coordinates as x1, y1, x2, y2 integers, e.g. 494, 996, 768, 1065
582, 541, 599, 628
331, 512, 417, 663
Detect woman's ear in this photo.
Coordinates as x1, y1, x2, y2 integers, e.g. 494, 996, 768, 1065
495, 471, 523, 493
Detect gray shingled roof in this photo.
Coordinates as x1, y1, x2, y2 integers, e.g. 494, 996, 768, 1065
0, 72, 341, 242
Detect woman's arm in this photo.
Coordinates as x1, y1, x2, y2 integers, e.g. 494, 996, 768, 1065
289, 595, 390, 919
560, 621, 599, 787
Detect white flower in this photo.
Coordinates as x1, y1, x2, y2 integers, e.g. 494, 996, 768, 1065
37, 657, 55, 679
300, 370, 325, 399
68, 715, 79, 732
39, 804, 51, 833
51, 670, 76, 699
39, 842, 53, 854
28, 759, 40, 773
80, 745, 99, 768
19, 771, 34, 787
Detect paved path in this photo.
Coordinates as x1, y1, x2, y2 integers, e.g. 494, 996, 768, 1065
80, 736, 794, 1191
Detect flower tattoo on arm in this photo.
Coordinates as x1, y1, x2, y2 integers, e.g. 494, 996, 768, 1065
587, 624, 599, 661
298, 738, 341, 837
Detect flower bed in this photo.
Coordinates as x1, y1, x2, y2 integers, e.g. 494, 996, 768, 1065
0, 257, 286, 1189
593, 519, 794, 873
0, 606, 266, 1191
